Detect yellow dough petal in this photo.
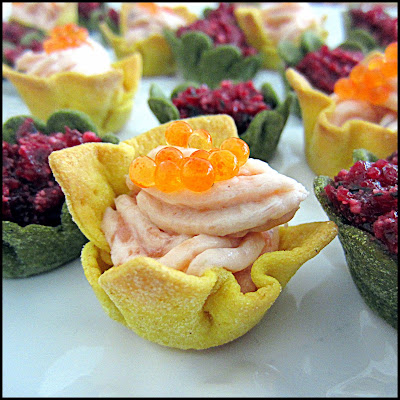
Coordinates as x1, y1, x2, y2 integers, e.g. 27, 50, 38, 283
235, 7, 281, 70
252, 221, 338, 289
286, 68, 397, 177
2, 53, 142, 135
49, 142, 137, 251
49, 115, 338, 349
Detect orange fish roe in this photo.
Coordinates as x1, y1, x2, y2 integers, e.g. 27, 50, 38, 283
165, 121, 193, 147
129, 122, 251, 192
220, 137, 250, 167
187, 129, 213, 150
208, 149, 239, 181
366, 84, 393, 105
190, 149, 210, 160
43, 23, 89, 54
334, 42, 397, 106
154, 146, 184, 165
180, 157, 215, 192
129, 156, 157, 188
334, 78, 357, 99
385, 42, 397, 61
155, 161, 183, 192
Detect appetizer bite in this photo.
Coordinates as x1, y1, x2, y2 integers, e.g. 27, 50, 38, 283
9, 2, 78, 33
164, 3, 262, 87
278, 30, 365, 116
148, 79, 293, 161
314, 150, 398, 329
49, 115, 338, 349
235, 3, 327, 70
100, 2, 196, 76
343, 5, 398, 51
2, 110, 119, 279
2, 23, 142, 134
286, 42, 397, 177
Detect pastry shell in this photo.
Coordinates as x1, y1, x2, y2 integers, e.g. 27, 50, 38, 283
2, 110, 119, 278
235, 7, 327, 70
9, 3, 78, 32
286, 68, 398, 177
49, 115, 338, 349
2, 53, 143, 135
100, 4, 197, 76
314, 172, 397, 329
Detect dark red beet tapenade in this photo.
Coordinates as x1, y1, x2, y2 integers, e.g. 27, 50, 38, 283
295, 45, 364, 94
324, 152, 398, 255
172, 80, 270, 135
176, 3, 258, 57
2, 118, 102, 227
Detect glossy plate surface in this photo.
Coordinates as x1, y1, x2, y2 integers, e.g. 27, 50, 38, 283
2, 3, 397, 397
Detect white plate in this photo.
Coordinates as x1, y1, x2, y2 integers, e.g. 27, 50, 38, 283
2, 3, 397, 397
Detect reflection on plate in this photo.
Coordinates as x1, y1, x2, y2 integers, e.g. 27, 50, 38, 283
2, 2, 397, 397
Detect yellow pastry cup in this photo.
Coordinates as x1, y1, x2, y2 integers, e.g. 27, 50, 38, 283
2, 53, 142, 135
286, 68, 398, 177
49, 115, 338, 350
9, 3, 78, 32
100, 4, 197, 76
235, 7, 328, 70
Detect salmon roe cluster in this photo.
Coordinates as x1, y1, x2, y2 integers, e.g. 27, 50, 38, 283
334, 42, 397, 106
129, 121, 250, 193
43, 23, 89, 54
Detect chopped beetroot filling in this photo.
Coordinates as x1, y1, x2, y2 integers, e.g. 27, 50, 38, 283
176, 3, 258, 57
349, 5, 398, 47
324, 152, 398, 255
2, 118, 102, 227
172, 80, 270, 134
295, 45, 364, 94
373, 210, 398, 255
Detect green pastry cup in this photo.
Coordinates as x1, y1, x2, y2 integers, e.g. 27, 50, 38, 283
313, 150, 398, 329
163, 29, 263, 88
2, 110, 119, 279
78, 3, 119, 34
148, 81, 293, 162
342, 7, 391, 52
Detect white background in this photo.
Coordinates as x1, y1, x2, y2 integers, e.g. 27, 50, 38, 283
2, 3, 398, 397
